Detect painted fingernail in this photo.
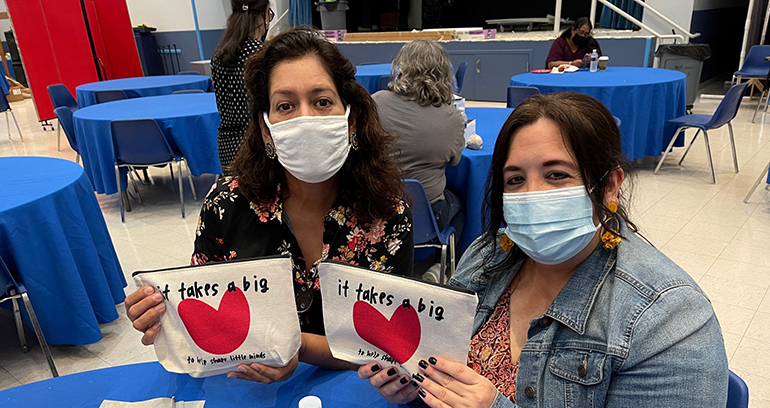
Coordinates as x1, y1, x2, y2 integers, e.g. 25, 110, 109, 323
418, 360, 428, 369
155, 303, 166, 312
387, 367, 397, 376
227, 372, 235, 378
371, 364, 381, 372
237, 366, 247, 373
152, 293, 163, 302
418, 389, 427, 398
400, 376, 408, 385
428, 356, 437, 365
412, 373, 424, 382
412, 381, 419, 388
144, 286, 155, 295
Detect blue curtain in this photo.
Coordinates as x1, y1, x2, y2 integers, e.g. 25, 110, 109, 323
600, 0, 644, 30
290, 0, 312, 27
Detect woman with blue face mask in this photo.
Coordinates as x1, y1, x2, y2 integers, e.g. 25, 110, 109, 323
125, 27, 414, 384
360, 92, 728, 408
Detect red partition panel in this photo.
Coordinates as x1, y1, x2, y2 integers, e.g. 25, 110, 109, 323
87, 0, 143, 80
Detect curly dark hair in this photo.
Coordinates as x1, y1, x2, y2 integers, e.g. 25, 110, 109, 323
231, 26, 405, 224
481, 91, 636, 273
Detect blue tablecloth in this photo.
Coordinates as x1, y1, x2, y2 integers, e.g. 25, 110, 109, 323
510, 67, 687, 160
0, 362, 411, 408
355, 63, 392, 93
76, 75, 212, 108
446, 107, 513, 252
0, 157, 126, 345
73, 93, 222, 195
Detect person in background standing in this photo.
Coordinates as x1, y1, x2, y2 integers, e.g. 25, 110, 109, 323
212, 0, 273, 174
546, 17, 602, 69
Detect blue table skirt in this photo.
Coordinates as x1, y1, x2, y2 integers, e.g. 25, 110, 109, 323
76, 75, 212, 108
73, 93, 222, 195
355, 64, 392, 94
446, 107, 513, 252
510, 67, 687, 160
0, 362, 412, 408
0, 157, 126, 345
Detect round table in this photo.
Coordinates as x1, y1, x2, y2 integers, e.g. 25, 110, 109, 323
73, 93, 222, 195
0, 362, 406, 407
510, 67, 687, 159
0, 157, 126, 345
355, 63, 392, 94
446, 107, 513, 251
76, 75, 212, 108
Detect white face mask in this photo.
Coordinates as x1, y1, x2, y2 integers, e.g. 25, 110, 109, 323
263, 105, 352, 184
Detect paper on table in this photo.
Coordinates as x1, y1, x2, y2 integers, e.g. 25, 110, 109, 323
100, 397, 205, 408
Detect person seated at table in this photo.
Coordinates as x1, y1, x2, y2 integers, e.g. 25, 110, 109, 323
212, 0, 272, 174
372, 39, 465, 279
359, 92, 728, 407
125, 27, 414, 383
546, 17, 601, 69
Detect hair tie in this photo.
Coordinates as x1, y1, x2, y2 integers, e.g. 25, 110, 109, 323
242, 4, 249, 10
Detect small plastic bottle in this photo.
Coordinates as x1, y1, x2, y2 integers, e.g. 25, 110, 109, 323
589, 49, 599, 72
299, 395, 322, 408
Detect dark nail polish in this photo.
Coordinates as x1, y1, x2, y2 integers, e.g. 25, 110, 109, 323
413, 373, 425, 382
412, 381, 419, 388
400, 376, 408, 385
387, 367, 397, 376
428, 356, 437, 365
418, 360, 428, 369
418, 389, 427, 398
371, 364, 381, 372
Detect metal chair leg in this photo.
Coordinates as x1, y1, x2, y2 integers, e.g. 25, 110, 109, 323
10, 110, 23, 142
11, 291, 28, 352
128, 171, 143, 205
678, 129, 701, 166
116, 165, 125, 223
439, 244, 447, 284
655, 126, 687, 174
703, 130, 717, 184
5, 111, 9, 140
56, 124, 61, 151
21, 292, 58, 377
728, 122, 739, 173
169, 164, 175, 187
744, 161, 770, 203
184, 159, 197, 201
448, 233, 456, 280
753, 89, 767, 123
178, 160, 185, 218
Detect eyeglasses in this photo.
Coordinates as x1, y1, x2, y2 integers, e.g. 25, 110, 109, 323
576, 30, 591, 37
268, 8, 275, 22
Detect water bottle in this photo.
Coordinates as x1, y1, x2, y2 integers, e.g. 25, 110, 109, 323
589, 49, 599, 72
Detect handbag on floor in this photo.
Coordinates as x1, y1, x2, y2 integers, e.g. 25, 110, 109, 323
318, 261, 478, 376
133, 256, 301, 378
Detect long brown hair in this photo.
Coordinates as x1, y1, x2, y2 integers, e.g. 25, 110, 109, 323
232, 27, 405, 224
481, 92, 635, 272
213, 0, 269, 66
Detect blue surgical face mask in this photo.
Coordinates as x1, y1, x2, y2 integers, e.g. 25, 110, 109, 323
502, 185, 599, 265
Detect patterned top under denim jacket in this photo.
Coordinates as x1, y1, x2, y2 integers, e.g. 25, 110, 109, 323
449, 223, 728, 408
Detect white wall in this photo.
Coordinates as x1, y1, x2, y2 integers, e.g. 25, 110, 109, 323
0, 0, 11, 37
127, 0, 287, 32
641, 0, 694, 37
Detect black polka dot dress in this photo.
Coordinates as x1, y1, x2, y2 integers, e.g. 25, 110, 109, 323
211, 37, 263, 175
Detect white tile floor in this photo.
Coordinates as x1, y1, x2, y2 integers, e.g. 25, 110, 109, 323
1, 91, 770, 406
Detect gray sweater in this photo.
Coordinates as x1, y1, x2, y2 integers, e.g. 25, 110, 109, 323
373, 90, 466, 204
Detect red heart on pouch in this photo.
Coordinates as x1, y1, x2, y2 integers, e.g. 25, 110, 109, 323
178, 288, 250, 355
353, 301, 421, 364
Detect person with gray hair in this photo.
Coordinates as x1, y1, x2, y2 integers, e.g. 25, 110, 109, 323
373, 39, 466, 279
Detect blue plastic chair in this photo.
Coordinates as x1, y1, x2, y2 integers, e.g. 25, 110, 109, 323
47, 84, 78, 151
377, 75, 392, 92
506, 86, 540, 109
454, 61, 467, 94
734, 45, 770, 79
0, 255, 58, 377
110, 119, 197, 222
53, 107, 80, 164
177, 71, 200, 75
655, 81, 749, 184
95, 89, 128, 104
404, 179, 455, 284
727, 370, 749, 408
0, 90, 23, 142
172, 89, 205, 95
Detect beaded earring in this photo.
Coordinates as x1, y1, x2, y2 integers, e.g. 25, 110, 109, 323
601, 202, 622, 250
265, 141, 277, 159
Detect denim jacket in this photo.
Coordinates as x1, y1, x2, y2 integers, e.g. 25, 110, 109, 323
449, 225, 728, 408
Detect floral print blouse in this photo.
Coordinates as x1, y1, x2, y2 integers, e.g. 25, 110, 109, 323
192, 177, 414, 335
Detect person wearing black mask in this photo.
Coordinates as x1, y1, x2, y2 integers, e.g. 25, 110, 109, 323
546, 17, 602, 69
212, 0, 273, 174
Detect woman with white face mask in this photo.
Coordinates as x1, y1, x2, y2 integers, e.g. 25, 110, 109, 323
360, 92, 728, 408
124, 27, 414, 384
